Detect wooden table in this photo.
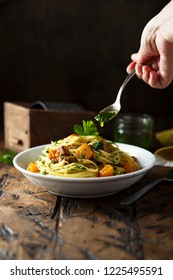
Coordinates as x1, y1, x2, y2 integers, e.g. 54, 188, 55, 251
0, 140, 173, 261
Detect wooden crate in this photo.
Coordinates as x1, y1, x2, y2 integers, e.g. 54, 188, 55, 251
4, 102, 96, 152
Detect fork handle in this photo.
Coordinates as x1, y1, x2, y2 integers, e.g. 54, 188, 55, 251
119, 178, 164, 205
123, 68, 136, 84
116, 69, 136, 103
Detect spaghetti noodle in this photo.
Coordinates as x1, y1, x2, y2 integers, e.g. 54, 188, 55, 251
27, 134, 140, 178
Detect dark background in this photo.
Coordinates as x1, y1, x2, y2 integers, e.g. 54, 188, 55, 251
0, 0, 172, 132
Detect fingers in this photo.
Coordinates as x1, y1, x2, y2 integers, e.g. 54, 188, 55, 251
141, 67, 158, 87
126, 52, 155, 74
148, 71, 159, 87
135, 64, 152, 80
135, 64, 159, 87
127, 56, 164, 88
126, 61, 136, 73
126, 61, 161, 87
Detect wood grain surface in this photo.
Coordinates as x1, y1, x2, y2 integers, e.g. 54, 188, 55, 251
0, 160, 173, 260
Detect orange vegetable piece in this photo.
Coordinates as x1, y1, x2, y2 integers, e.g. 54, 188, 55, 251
123, 159, 140, 173
75, 142, 94, 159
27, 162, 39, 173
49, 149, 60, 162
99, 164, 114, 177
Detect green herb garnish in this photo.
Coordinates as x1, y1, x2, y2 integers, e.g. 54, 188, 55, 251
74, 120, 99, 136
95, 111, 117, 127
0, 150, 16, 165
90, 141, 103, 151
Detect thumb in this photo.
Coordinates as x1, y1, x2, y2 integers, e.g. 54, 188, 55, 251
131, 50, 155, 64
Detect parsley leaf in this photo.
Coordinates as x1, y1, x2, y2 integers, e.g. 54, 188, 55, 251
74, 120, 99, 136
0, 150, 16, 165
90, 141, 103, 150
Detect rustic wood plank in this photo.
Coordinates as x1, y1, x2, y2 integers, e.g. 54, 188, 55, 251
0, 163, 58, 260
53, 167, 173, 260
53, 194, 144, 260
135, 166, 173, 260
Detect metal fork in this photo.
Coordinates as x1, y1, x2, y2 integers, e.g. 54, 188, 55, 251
119, 168, 173, 205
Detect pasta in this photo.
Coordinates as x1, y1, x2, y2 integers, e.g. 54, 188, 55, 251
27, 134, 140, 178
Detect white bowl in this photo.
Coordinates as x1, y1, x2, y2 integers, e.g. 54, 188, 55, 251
13, 143, 155, 198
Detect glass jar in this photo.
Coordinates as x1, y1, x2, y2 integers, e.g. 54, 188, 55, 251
113, 113, 154, 150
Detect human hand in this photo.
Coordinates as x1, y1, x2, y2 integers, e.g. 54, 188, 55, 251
127, 1, 173, 89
